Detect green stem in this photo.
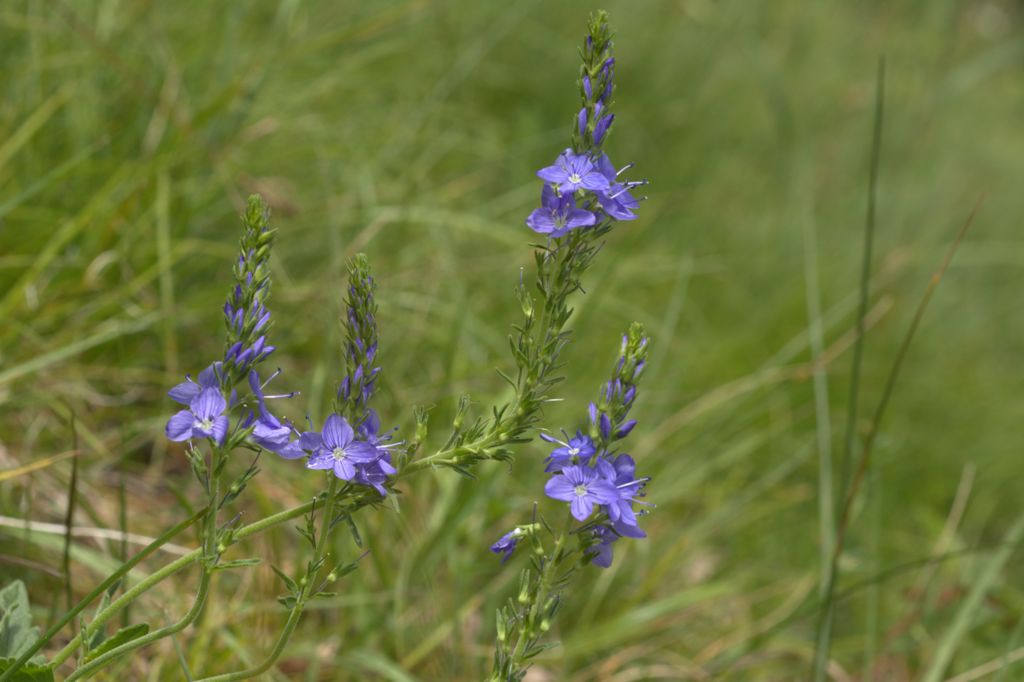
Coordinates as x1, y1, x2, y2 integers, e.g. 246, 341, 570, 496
50, 546, 198, 667
51, 447, 228, 672
194, 476, 341, 681
0, 507, 207, 681
507, 514, 572, 671
197, 597, 305, 682
44, 424, 496, 677
53, 493, 327, 670
64, 568, 213, 681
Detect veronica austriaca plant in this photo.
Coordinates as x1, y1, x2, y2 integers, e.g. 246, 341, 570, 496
0, 10, 651, 681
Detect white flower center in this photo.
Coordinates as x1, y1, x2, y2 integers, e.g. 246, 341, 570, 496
568, 172, 582, 185
332, 446, 348, 462
195, 418, 214, 431
573, 484, 588, 498
568, 446, 580, 457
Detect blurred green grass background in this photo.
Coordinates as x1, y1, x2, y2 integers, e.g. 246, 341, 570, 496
2, 0, 1024, 679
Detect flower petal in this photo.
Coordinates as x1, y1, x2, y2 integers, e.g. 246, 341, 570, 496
166, 411, 195, 441
614, 518, 646, 539
197, 363, 221, 388
299, 431, 323, 452
565, 209, 596, 229
536, 165, 566, 184
211, 416, 230, 445
591, 480, 620, 505
322, 414, 353, 449
526, 209, 556, 234
168, 381, 200, 406
333, 459, 356, 481
191, 388, 226, 421
346, 441, 380, 463
544, 474, 576, 502
275, 441, 307, 460
580, 170, 610, 192
570, 495, 593, 521
306, 452, 334, 470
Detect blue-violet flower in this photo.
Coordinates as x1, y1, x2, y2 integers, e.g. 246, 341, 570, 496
526, 184, 596, 238
166, 387, 230, 445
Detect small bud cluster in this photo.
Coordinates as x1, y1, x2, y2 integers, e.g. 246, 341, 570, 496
295, 256, 397, 496
335, 254, 381, 423
166, 196, 285, 456
223, 196, 278, 386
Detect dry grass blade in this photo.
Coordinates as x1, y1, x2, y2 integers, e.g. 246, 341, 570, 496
0, 449, 81, 481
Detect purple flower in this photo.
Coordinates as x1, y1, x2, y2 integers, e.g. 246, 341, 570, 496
526, 184, 596, 238
594, 154, 642, 221
589, 525, 618, 568
544, 464, 618, 521
542, 431, 596, 472
588, 518, 644, 569
604, 454, 646, 532
166, 388, 230, 445
354, 456, 395, 496
357, 409, 396, 445
168, 363, 221, 405
490, 529, 521, 563
537, 149, 610, 194
304, 414, 379, 481
246, 370, 304, 459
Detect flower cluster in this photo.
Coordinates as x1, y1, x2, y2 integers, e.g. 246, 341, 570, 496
492, 323, 651, 568
223, 197, 278, 385
525, 14, 645, 239
297, 410, 396, 495
162, 200, 394, 496
294, 255, 396, 495
165, 196, 284, 450
336, 254, 381, 422
541, 431, 648, 568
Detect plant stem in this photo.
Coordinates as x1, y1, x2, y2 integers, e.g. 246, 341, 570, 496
49, 544, 202, 667
194, 476, 341, 681
501, 513, 574, 678
50, 446, 227, 672
42, 413, 514, 677
0, 507, 207, 681
64, 568, 213, 681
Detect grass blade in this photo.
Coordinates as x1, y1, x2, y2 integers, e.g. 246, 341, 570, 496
812, 57, 886, 681
922, 511, 1024, 682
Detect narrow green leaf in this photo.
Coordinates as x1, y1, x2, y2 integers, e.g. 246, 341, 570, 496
211, 558, 262, 571
80, 624, 150, 664
270, 566, 298, 593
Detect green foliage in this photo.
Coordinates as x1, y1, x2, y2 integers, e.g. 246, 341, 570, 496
0, 660, 52, 682
2, 1, 1024, 679
0, 582, 45, 667
80, 624, 150, 665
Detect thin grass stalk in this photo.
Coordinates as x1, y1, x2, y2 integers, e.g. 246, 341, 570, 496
812, 197, 981, 678
811, 58, 886, 681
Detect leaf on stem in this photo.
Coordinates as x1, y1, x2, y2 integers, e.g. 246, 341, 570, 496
80, 624, 149, 664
